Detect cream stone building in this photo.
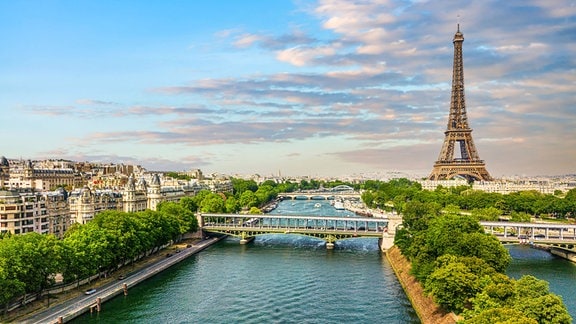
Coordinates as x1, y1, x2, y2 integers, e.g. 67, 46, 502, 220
68, 187, 122, 224
5, 159, 82, 191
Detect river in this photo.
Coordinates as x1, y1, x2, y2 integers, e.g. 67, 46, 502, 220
73, 199, 576, 323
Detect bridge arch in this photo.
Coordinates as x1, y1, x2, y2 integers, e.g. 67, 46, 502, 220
330, 185, 355, 192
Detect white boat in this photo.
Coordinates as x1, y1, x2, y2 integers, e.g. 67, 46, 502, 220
314, 203, 321, 208
333, 198, 345, 210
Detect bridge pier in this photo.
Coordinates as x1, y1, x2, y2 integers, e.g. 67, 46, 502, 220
379, 214, 402, 252
239, 231, 254, 245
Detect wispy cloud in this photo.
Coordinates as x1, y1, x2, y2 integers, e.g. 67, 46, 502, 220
4, 0, 575, 176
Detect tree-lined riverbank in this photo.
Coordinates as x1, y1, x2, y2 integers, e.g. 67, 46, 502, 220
386, 246, 457, 324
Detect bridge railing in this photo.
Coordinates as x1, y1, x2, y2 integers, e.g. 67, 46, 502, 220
480, 221, 576, 242
199, 213, 388, 234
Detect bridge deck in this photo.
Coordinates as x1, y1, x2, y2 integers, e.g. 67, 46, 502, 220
200, 213, 388, 238
480, 221, 576, 244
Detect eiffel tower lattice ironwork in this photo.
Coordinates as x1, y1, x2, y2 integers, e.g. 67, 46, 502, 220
429, 25, 492, 181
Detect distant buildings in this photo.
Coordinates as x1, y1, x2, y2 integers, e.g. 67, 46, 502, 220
1, 155, 573, 237
418, 177, 575, 194
0, 156, 232, 236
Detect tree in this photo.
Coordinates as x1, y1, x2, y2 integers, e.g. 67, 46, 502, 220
180, 196, 198, 213
200, 193, 226, 213
465, 273, 516, 318
255, 185, 277, 205
514, 275, 549, 300
248, 207, 262, 214
239, 190, 258, 208
0, 239, 26, 310
225, 196, 240, 213
465, 307, 537, 324
514, 294, 572, 324
471, 207, 502, 221
424, 260, 479, 313
231, 178, 258, 195
159, 201, 198, 234
456, 233, 511, 273
425, 214, 484, 258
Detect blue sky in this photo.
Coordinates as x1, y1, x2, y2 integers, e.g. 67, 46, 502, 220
1, 0, 575, 178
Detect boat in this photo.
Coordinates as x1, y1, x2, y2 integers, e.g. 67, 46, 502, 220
314, 203, 321, 208
333, 198, 345, 210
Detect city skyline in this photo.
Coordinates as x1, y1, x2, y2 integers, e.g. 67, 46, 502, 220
1, 0, 574, 178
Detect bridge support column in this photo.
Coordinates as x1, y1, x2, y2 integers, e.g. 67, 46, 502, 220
239, 232, 254, 245
325, 234, 336, 250
379, 214, 402, 252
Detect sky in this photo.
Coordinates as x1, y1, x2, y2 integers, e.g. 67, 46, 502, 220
1, 0, 575, 178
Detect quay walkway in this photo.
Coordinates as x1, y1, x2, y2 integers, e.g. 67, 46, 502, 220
22, 237, 222, 324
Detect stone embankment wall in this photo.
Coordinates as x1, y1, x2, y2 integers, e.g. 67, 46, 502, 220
386, 246, 458, 324
550, 247, 576, 263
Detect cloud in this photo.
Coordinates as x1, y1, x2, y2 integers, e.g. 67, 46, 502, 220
10, 0, 575, 176
75, 99, 118, 106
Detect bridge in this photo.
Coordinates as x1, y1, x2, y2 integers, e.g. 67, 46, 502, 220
278, 187, 361, 200
198, 213, 396, 250
480, 221, 576, 245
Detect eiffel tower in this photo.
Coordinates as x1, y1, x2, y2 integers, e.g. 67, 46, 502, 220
429, 25, 492, 181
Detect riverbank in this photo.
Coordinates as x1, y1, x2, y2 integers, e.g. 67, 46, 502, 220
385, 246, 458, 324
6, 235, 224, 324
528, 243, 576, 263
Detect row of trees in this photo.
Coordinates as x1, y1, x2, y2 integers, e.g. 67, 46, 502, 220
0, 178, 298, 311
394, 201, 572, 323
0, 200, 197, 311
362, 179, 576, 220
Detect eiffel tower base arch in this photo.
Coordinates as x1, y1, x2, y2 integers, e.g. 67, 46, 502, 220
428, 162, 492, 182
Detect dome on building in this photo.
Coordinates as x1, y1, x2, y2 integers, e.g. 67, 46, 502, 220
151, 173, 161, 186
0, 156, 8, 166
125, 176, 136, 190
136, 177, 147, 190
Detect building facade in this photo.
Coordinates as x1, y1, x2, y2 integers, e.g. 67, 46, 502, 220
0, 190, 48, 235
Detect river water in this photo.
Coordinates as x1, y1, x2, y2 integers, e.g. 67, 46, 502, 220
73, 199, 576, 323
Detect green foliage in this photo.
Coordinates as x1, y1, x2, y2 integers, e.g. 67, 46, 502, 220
424, 260, 480, 312
470, 207, 502, 221
510, 211, 531, 222
248, 207, 262, 214
179, 196, 198, 213
464, 307, 538, 324
514, 275, 549, 299
165, 172, 191, 181
514, 293, 572, 324
361, 178, 575, 218
199, 193, 226, 213
393, 198, 568, 320
225, 196, 240, 213
239, 190, 259, 208
231, 178, 258, 195
158, 202, 198, 234
0, 197, 202, 307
